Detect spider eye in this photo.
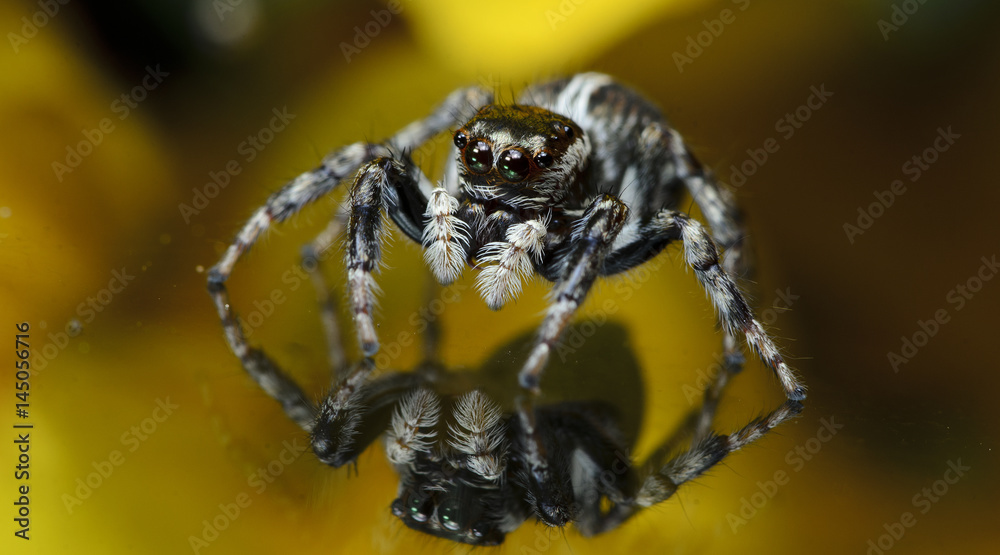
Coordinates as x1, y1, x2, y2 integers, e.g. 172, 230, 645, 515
533, 151, 554, 169
498, 149, 530, 182
406, 493, 432, 522
438, 500, 464, 531
553, 122, 575, 139
470, 521, 488, 538
465, 140, 492, 174
453, 131, 467, 149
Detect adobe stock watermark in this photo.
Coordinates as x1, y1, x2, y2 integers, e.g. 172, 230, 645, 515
211, 0, 252, 20
340, 0, 404, 63
682, 287, 799, 404
672, 0, 751, 72
188, 438, 309, 553
372, 282, 469, 372
554, 254, 668, 363
865, 458, 970, 554
7, 0, 70, 53
230, 261, 323, 341
214, 231, 467, 376
843, 125, 959, 244
878, 0, 931, 41
887, 253, 996, 372
179, 106, 296, 223
61, 398, 178, 514
544, 0, 591, 30
50, 64, 169, 182
726, 84, 834, 188
727, 415, 843, 532
32, 266, 137, 375
215, 223, 341, 342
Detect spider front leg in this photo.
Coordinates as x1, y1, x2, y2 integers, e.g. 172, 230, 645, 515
519, 194, 629, 393
207, 85, 491, 387
512, 194, 628, 526
205, 142, 388, 414
345, 156, 439, 355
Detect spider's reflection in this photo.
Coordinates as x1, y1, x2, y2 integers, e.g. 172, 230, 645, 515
233, 297, 800, 545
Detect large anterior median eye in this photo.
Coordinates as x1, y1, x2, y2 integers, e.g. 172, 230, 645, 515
438, 499, 464, 531
465, 140, 493, 174
406, 493, 432, 522
498, 149, 529, 182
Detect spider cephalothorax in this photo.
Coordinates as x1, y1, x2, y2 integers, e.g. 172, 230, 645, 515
391, 455, 518, 546
206, 75, 808, 538
385, 389, 522, 545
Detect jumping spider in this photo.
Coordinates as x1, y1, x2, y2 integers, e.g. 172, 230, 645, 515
207, 73, 807, 527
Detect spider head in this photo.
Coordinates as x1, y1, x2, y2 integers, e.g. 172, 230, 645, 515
391, 455, 525, 546
454, 105, 589, 207
386, 390, 525, 545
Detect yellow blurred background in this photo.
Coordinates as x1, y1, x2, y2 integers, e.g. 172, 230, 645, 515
2, 0, 998, 553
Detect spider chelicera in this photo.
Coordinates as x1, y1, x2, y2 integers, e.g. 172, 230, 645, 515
206, 73, 807, 529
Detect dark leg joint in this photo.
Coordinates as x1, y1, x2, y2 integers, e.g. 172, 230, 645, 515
206, 270, 225, 292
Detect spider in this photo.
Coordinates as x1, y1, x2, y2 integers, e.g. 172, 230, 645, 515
211, 266, 802, 546
206, 73, 807, 523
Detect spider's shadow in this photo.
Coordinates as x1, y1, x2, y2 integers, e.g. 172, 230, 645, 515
455, 320, 645, 449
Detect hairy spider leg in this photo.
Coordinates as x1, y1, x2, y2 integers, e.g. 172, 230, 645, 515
207, 280, 318, 431
518, 194, 630, 393
667, 210, 805, 399
512, 394, 574, 527
666, 125, 752, 398
573, 354, 802, 537
344, 157, 417, 355
604, 207, 805, 400
511, 194, 628, 527
577, 397, 803, 536
643, 401, 801, 511
207, 86, 492, 406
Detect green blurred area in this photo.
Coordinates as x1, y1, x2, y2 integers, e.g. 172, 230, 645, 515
2, 0, 999, 553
